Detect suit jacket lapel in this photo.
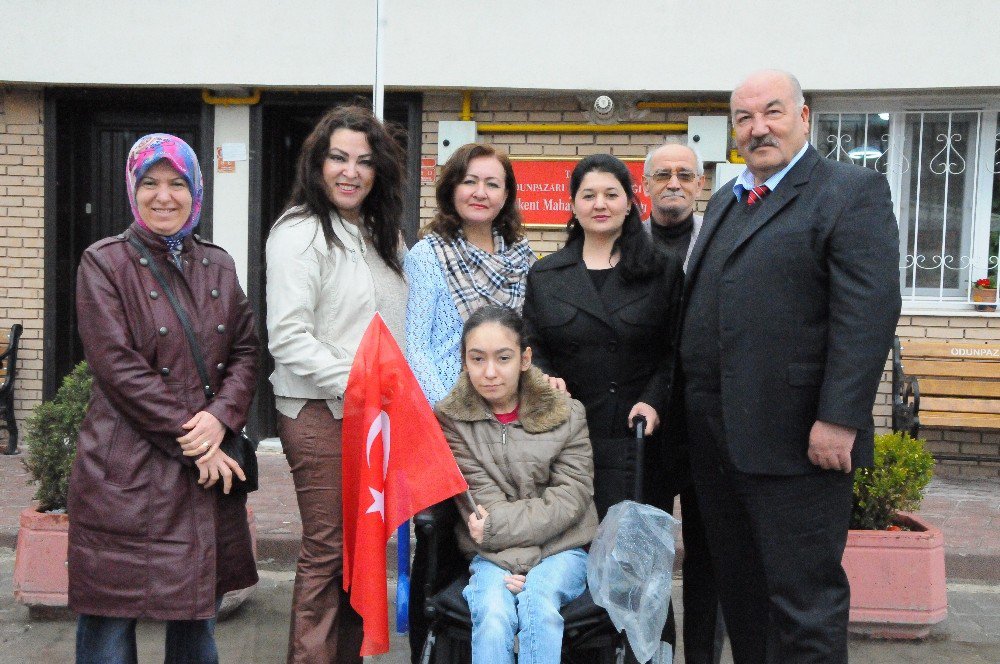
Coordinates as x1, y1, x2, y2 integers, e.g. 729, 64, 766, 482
685, 193, 735, 295
731, 146, 820, 254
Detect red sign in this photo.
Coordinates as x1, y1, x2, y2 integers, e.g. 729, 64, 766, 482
420, 158, 436, 185
511, 158, 651, 227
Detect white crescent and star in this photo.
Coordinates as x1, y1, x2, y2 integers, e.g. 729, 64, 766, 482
364, 410, 391, 520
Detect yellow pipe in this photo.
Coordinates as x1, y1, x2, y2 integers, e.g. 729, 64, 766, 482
477, 122, 687, 134
201, 88, 262, 106
461, 91, 473, 121
637, 101, 729, 111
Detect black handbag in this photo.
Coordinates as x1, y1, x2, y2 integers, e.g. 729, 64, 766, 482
127, 234, 259, 493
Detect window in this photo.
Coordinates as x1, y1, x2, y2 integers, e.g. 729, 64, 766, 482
813, 104, 999, 311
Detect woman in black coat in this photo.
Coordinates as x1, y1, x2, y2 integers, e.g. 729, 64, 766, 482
522, 153, 684, 519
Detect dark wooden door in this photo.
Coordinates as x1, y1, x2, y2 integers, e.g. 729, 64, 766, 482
48, 92, 205, 393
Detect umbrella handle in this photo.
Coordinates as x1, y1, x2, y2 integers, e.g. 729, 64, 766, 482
633, 415, 646, 502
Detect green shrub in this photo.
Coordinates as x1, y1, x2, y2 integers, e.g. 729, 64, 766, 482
850, 431, 934, 531
22, 361, 92, 512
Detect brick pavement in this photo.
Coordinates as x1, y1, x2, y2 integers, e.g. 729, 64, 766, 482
2, 450, 998, 581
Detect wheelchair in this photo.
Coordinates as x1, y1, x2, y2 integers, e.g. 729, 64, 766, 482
410, 419, 667, 664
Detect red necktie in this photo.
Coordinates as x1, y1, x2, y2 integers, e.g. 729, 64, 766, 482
746, 184, 770, 207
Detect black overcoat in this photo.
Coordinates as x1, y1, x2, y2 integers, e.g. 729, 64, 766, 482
522, 238, 683, 516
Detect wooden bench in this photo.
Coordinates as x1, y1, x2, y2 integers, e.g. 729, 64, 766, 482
0, 324, 23, 454
893, 338, 1000, 443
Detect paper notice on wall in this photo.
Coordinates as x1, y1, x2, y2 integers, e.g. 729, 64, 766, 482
216, 147, 235, 174
221, 143, 248, 161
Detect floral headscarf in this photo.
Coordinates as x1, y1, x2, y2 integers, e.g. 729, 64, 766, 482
125, 133, 204, 248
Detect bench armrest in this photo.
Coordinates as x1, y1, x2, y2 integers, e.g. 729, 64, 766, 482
891, 337, 921, 438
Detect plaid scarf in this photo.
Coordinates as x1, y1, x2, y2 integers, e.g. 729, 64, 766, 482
426, 230, 536, 321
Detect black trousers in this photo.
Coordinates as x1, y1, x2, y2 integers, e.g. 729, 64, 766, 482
685, 391, 853, 664
675, 482, 724, 664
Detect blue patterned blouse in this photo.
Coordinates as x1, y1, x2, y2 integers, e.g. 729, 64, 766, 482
404, 239, 465, 405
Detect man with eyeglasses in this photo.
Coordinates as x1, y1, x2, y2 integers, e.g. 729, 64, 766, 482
642, 142, 725, 664
642, 143, 706, 272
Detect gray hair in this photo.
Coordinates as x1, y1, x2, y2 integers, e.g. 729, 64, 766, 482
644, 142, 704, 177
730, 69, 805, 110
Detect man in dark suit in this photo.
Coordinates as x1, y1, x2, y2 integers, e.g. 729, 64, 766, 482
678, 70, 901, 663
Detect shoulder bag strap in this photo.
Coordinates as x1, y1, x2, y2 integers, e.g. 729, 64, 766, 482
126, 233, 215, 401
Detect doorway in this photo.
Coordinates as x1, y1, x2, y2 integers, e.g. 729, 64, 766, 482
247, 92, 422, 438
44, 89, 210, 397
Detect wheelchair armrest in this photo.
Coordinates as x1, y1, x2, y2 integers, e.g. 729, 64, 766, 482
414, 498, 465, 601
414, 499, 459, 533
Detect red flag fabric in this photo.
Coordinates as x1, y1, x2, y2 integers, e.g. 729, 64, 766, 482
342, 313, 469, 656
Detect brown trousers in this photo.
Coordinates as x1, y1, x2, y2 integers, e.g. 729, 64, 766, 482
278, 400, 364, 664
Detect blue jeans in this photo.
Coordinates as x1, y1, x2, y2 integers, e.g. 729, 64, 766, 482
463, 548, 588, 664
76, 598, 223, 664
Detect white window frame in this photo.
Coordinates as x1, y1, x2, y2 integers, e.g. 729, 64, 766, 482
810, 93, 999, 316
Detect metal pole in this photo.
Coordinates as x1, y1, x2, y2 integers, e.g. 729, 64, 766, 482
374, 4, 403, 628
373, 0, 386, 120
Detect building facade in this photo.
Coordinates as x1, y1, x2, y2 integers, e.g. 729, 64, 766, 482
2, 1, 998, 476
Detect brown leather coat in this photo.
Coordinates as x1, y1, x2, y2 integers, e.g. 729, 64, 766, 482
68, 224, 258, 620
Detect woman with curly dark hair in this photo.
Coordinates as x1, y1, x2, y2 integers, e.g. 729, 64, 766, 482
265, 105, 409, 663
404, 143, 535, 406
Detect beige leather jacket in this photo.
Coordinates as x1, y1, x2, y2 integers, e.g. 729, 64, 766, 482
436, 367, 598, 574
265, 208, 406, 418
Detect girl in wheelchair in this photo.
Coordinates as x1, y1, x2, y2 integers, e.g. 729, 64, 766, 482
434, 304, 599, 664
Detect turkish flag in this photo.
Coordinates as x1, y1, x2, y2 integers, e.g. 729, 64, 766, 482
341, 313, 469, 656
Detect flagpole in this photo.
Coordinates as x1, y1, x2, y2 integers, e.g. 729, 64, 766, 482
374, 4, 407, 630
373, 0, 386, 121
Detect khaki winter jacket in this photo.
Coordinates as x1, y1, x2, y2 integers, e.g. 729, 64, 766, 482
435, 367, 599, 574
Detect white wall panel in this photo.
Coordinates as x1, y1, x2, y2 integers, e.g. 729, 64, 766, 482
2, 1, 997, 92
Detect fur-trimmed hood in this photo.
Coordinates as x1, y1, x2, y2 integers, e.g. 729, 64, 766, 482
436, 365, 571, 433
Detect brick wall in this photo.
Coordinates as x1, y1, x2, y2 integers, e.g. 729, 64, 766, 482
420, 92, 718, 255
0, 88, 44, 444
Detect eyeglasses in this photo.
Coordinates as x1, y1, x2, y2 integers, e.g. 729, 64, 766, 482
645, 169, 698, 184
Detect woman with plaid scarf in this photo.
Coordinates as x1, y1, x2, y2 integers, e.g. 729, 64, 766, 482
404, 144, 535, 661
404, 144, 536, 406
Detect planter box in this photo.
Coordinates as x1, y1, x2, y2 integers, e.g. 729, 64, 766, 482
12, 508, 69, 608
842, 512, 947, 639
13, 505, 258, 618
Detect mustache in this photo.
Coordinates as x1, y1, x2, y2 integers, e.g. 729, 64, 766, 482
748, 135, 780, 151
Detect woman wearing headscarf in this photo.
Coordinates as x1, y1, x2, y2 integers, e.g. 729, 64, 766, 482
265, 105, 408, 664
69, 134, 259, 663
404, 143, 535, 405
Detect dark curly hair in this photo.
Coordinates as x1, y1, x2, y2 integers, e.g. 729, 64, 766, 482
426, 143, 524, 245
277, 105, 406, 274
566, 153, 666, 282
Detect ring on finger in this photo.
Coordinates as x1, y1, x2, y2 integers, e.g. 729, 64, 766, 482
201, 440, 210, 448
